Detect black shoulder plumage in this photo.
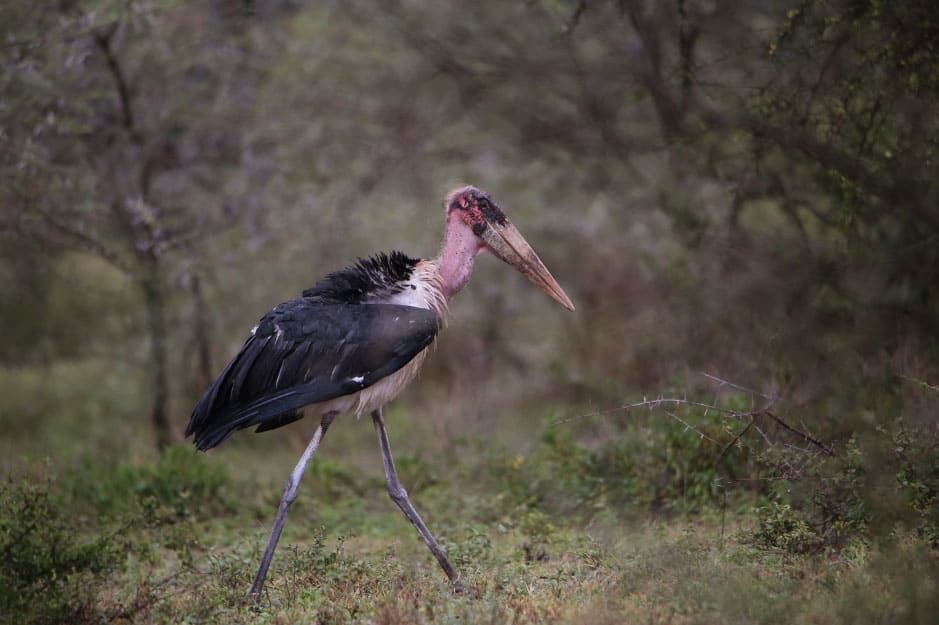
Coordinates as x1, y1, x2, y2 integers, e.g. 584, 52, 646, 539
186, 299, 438, 450
302, 251, 419, 303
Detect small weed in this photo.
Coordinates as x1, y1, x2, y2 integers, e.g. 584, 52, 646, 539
518, 508, 555, 562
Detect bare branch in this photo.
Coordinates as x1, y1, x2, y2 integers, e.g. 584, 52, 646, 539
663, 409, 720, 444
554, 397, 745, 424
0, 3, 170, 53
700, 371, 777, 402
94, 24, 140, 142
762, 410, 834, 456
619, 0, 686, 136
30, 207, 131, 274
554, 393, 835, 457
719, 416, 756, 460
563, 1, 589, 35
898, 374, 939, 394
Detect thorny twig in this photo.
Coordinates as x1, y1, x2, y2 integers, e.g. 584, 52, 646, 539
555, 397, 749, 424
718, 415, 756, 460
663, 409, 719, 444
554, 373, 835, 457
699, 371, 778, 402
762, 410, 833, 456
898, 374, 939, 394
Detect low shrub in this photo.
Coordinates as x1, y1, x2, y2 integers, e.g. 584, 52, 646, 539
0, 477, 123, 625
70, 444, 232, 521
751, 422, 939, 556
751, 501, 821, 554
492, 400, 753, 520
893, 424, 939, 546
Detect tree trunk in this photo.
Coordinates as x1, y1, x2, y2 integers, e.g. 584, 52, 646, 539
140, 257, 173, 450
190, 273, 213, 389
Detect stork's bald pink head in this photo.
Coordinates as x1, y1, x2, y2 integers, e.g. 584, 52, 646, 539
441, 185, 574, 311
446, 185, 507, 236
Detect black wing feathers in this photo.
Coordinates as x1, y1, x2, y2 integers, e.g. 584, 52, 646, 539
187, 298, 438, 450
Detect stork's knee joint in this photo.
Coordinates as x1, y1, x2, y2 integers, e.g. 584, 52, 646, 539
283, 477, 300, 505
388, 484, 408, 503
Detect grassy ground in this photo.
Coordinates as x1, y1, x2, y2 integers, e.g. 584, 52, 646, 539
2, 360, 937, 624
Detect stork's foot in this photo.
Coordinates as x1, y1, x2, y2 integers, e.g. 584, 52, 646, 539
452, 578, 483, 599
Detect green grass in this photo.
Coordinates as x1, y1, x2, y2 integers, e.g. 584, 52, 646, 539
5, 470, 936, 625
1, 359, 938, 624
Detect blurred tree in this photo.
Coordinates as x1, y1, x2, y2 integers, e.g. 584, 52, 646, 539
1, 0, 935, 449
358, 0, 938, 392
0, 2, 266, 448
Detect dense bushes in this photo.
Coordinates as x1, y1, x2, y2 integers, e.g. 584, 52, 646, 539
0, 478, 122, 625
0, 399, 936, 623
750, 423, 939, 555
74, 444, 233, 520
894, 424, 939, 546
491, 401, 754, 519
483, 397, 939, 560
0, 447, 232, 624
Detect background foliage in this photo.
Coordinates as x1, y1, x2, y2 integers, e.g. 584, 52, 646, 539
1, 1, 937, 623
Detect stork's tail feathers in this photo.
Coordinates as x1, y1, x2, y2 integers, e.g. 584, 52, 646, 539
186, 390, 236, 451
187, 384, 332, 451
189, 422, 239, 452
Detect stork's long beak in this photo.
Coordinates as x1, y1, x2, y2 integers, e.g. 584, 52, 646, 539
481, 220, 575, 311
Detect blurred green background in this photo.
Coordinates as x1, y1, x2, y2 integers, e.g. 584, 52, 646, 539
1, 1, 937, 623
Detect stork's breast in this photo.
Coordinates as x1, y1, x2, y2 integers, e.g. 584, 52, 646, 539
353, 346, 431, 416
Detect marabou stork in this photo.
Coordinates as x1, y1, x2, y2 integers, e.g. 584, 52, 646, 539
187, 186, 574, 601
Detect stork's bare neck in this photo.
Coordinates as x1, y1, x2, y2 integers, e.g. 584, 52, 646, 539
436, 211, 483, 300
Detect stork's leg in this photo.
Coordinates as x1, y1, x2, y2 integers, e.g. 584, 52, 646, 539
249, 411, 336, 603
371, 408, 464, 593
